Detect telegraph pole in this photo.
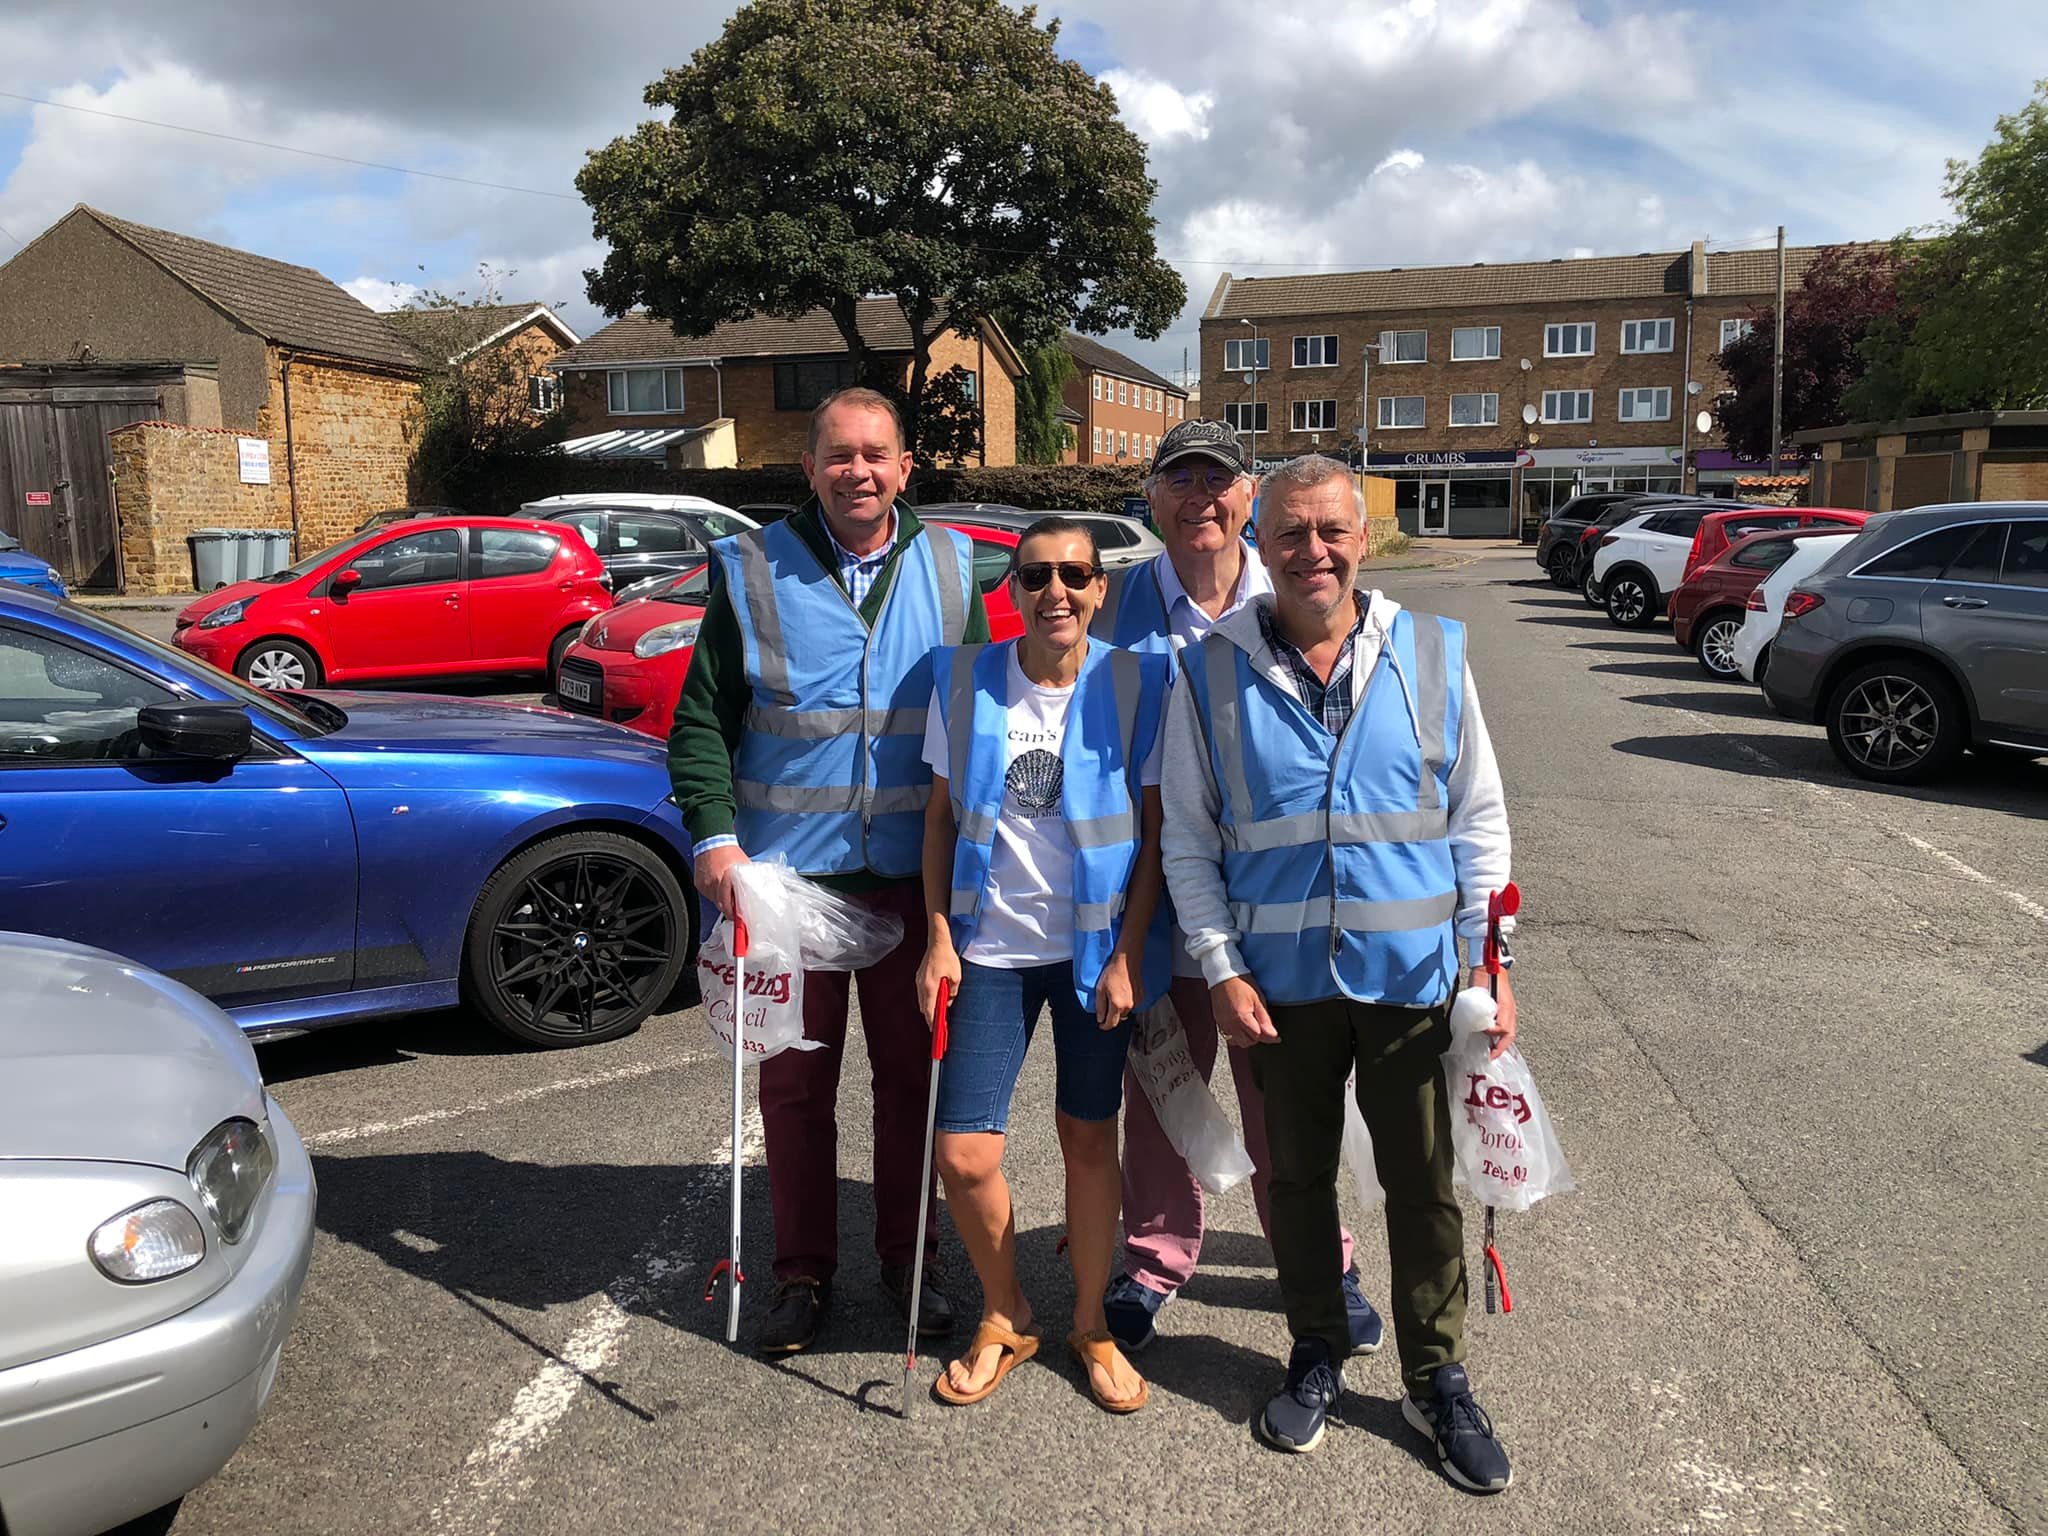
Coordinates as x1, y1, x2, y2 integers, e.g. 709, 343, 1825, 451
1769, 224, 1786, 476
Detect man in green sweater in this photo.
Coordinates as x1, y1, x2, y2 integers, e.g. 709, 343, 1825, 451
671, 387, 989, 1354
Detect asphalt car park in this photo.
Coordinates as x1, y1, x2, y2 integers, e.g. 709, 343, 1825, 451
75, 545, 2039, 1536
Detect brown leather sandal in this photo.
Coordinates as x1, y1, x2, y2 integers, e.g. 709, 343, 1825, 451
933, 1320, 1040, 1406
1068, 1329, 1149, 1413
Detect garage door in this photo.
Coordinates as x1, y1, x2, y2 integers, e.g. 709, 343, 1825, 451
0, 384, 161, 590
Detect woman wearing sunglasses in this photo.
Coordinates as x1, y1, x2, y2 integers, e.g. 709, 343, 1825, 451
916, 515, 1173, 1413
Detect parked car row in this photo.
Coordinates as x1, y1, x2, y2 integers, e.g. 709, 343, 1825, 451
1541, 497, 2048, 784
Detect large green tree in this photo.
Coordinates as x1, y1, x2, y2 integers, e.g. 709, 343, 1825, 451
577, 0, 1186, 465
1012, 339, 1077, 464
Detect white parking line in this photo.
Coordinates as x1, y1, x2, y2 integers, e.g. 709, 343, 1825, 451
427, 1099, 765, 1536
1665, 699, 2048, 930
298, 1057, 697, 1149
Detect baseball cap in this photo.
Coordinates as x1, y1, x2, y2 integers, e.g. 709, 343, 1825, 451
1152, 418, 1248, 475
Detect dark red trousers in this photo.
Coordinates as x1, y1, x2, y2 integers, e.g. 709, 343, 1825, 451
757, 879, 941, 1283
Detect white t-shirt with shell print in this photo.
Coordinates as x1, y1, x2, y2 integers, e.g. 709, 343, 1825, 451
922, 650, 1162, 969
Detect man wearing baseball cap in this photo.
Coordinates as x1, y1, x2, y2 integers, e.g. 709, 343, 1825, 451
1091, 420, 1381, 1361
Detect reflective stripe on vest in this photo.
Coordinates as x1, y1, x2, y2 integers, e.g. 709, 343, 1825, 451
1091, 556, 1177, 658
934, 639, 1173, 1013
1186, 608, 1467, 1007
716, 516, 972, 878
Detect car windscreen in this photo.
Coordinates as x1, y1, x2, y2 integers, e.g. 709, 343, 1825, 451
58, 607, 336, 734
0, 532, 20, 553
261, 532, 363, 583
685, 511, 752, 541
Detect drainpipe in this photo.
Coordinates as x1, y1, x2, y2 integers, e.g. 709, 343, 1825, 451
1680, 301, 1695, 493
279, 349, 301, 551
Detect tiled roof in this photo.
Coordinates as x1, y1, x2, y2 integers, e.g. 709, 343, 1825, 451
1203, 243, 1886, 320
552, 300, 1021, 375
83, 207, 428, 371
383, 303, 574, 363
1059, 331, 1183, 394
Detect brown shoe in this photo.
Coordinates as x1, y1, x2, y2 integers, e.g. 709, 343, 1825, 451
755, 1277, 827, 1355
1069, 1329, 1148, 1413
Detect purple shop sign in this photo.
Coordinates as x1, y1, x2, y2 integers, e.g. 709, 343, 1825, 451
1695, 449, 1802, 472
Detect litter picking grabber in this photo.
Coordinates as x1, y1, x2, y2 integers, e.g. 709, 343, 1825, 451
1482, 882, 1522, 1316
900, 979, 950, 1416
703, 911, 749, 1344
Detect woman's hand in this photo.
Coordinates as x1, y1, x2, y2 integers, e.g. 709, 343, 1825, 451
1094, 950, 1137, 1031
918, 939, 962, 1030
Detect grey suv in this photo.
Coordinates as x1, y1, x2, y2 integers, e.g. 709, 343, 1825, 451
1763, 503, 2048, 783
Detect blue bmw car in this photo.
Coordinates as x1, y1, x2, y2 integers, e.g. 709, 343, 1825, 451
0, 585, 697, 1047
0, 532, 66, 598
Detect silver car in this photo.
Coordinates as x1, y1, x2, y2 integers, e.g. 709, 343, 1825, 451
0, 933, 315, 1536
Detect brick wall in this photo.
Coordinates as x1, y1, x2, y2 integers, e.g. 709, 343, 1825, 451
1979, 454, 2048, 501
1065, 366, 1187, 464
253, 350, 422, 549
111, 421, 284, 594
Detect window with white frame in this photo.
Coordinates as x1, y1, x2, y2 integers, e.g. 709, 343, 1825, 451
1092, 426, 1102, 453
1118, 380, 1128, 405
1292, 398, 1340, 431
1092, 375, 1102, 400
607, 367, 684, 414
1544, 323, 1595, 357
527, 373, 559, 412
1293, 334, 1339, 368
1541, 389, 1593, 424
1223, 401, 1268, 433
1617, 386, 1671, 421
1117, 431, 1128, 455
1451, 326, 1501, 361
1377, 395, 1426, 429
1622, 318, 1674, 354
1224, 337, 1270, 372
1720, 318, 1754, 350
1378, 329, 1427, 363
1450, 392, 1499, 427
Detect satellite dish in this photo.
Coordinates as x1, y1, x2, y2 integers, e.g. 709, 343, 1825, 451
1519, 358, 1533, 372
1520, 403, 1538, 425
1695, 410, 1712, 434
1686, 379, 1703, 396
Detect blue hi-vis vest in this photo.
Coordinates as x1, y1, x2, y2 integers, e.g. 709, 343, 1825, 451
933, 640, 1174, 1014
714, 516, 973, 878
1090, 556, 1178, 659
1181, 608, 1466, 1008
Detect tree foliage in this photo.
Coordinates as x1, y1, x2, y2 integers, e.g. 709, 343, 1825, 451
576, 0, 1186, 464
1712, 246, 1907, 461
1013, 339, 1077, 464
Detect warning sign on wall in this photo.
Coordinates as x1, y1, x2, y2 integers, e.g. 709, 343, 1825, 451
238, 438, 272, 485
24, 491, 51, 506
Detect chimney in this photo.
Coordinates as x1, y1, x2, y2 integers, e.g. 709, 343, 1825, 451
1690, 240, 1709, 297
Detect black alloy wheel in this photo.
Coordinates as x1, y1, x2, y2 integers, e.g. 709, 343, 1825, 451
1824, 659, 1966, 785
1605, 571, 1657, 629
1548, 546, 1577, 587
464, 830, 690, 1046
1694, 613, 1745, 679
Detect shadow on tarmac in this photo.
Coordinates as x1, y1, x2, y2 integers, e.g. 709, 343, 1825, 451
1569, 638, 1686, 656
1621, 689, 1775, 721
256, 1007, 515, 1084
1587, 659, 1702, 683
1611, 732, 2048, 820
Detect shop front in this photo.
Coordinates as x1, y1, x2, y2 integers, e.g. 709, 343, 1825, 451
1371, 449, 1521, 538
1516, 445, 1683, 534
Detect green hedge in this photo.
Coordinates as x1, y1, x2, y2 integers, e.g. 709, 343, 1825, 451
446, 454, 1148, 516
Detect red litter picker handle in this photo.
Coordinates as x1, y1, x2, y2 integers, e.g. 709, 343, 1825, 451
732, 913, 749, 959
1484, 881, 1521, 977
932, 980, 950, 1061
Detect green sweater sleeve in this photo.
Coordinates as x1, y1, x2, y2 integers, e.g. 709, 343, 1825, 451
666, 570, 749, 845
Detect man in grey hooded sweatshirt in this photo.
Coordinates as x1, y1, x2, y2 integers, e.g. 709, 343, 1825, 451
1160, 452, 1519, 1490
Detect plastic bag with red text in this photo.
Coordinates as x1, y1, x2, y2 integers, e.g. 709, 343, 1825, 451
1441, 987, 1575, 1214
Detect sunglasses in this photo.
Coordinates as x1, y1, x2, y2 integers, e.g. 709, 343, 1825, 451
1012, 560, 1104, 592
1161, 466, 1240, 495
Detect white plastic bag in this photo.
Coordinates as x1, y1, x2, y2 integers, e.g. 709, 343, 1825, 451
1128, 997, 1255, 1195
1342, 1083, 1385, 1209
1441, 986, 1575, 1214
696, 856, 906, 1065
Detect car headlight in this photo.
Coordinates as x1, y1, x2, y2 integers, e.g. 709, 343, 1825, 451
200, 597, 253, 629
579, 615, 606, 646
90, 1199, 207, 1283
187, 1116, 276, 1245
634, 620, 701, 659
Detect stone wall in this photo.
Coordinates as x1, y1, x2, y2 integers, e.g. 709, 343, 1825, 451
111, 421, 285, 594
253, 350, 422, 549
1979, 455, 2048, 500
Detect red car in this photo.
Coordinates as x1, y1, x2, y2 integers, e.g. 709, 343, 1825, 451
1669, 518, 1871, 679
173, 517, 610, 691
1682, 505, 1869, 583
556, 521, 1025, 739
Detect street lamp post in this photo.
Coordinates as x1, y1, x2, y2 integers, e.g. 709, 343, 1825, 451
1359, 340, 1381, 472
1239, 318, 1261, 467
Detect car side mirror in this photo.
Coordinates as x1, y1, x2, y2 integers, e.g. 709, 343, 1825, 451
138, 701, 253, 762
331, 568, 362, 598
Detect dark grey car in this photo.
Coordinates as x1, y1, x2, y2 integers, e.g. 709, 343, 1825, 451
1762, 503, 2048, 782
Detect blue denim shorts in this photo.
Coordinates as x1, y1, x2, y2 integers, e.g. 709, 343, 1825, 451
934, 961, 1133, 1134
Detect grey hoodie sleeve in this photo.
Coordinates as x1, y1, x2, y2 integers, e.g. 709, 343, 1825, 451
1447, 659, 1515, 969
1159, 663, 1252, 988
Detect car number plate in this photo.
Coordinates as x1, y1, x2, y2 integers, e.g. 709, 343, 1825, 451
559, 676, 593, 703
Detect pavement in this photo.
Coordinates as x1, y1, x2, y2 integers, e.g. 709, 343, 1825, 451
147, 545, 2041, 1536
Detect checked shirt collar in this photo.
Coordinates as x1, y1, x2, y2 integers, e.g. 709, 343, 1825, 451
1257, 594, 1370, 736
823, 508, 897, 608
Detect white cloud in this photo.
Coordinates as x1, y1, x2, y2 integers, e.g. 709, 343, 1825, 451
1099, 69, 1214, 145
1374, 149, 1426, 176
343, 278, 420, 312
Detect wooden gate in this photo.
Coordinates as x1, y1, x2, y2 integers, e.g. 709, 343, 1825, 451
0, 368, 170, 591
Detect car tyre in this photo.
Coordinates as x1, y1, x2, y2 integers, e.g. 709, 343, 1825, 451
547, 626, 583, 692
1824, 658, 1966, 785
1693, 612, 1745, 679
234, 638, 321, 691
1547, 547, 1577, 587
1753, 642, 1772, 685
1581, 563, 1604, 607
463, 830, 692, 1047
1604, 570, 1658, 629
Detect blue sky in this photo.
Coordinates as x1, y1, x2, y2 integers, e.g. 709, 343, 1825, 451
1, 1, 2042, 384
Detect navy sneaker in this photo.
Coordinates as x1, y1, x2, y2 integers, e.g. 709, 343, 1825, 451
1402, 1363, 1513, 1493
1102, 1273, 1172, 1353
1341, 1267, 1385, 1354
1258, 1338, 1345, 1453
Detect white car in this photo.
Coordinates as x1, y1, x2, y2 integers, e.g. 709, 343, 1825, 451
1731, 532, 1859, 683
1590, 506, 1714, 627
0, 933, 315, 1536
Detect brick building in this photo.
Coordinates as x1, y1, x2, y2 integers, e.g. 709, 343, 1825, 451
382, 302, 581, 423
1200, 241, 1872, 536
548, 303, 1023, 467
0, 205, 429, 587
1057, 331, 1189, 466
1790, 411, 2048, 512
